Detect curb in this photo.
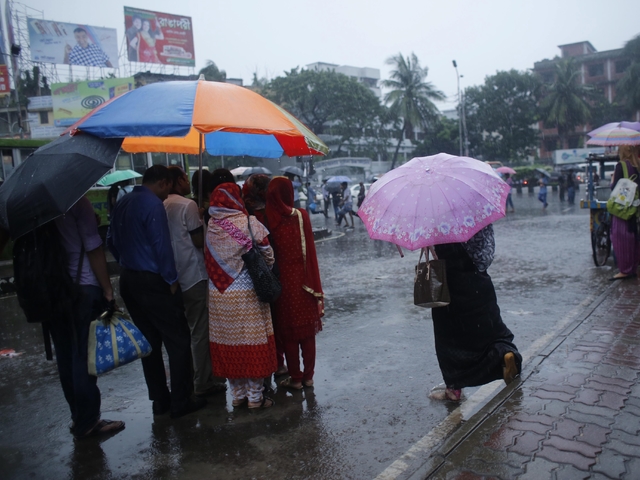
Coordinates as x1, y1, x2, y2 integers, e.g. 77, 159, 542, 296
398, 281, 619, 480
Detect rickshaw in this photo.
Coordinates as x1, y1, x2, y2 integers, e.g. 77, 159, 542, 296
580, 153, 617, 266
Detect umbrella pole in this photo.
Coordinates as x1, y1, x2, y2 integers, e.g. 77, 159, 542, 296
198, 132, 204, 208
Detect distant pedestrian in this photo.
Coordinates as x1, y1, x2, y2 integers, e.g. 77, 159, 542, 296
538, 174, 548, 209
566, 171, 576, 205
165, 167, 226, 397
504, 174, 515, 213
558, 174, 566, 202
266, 177, 324, 391
108, 165, 206, 419
284, 173, 302, 208
331, 189, 341, 219
336, 182, 354, 228
357, 182, 366, 209
305, 182, 320, 214
321, 179, 330, 218
242, 174, 271, 224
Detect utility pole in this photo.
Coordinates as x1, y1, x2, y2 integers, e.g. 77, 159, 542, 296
452, 60, 462, 157
460, 87, 469, 157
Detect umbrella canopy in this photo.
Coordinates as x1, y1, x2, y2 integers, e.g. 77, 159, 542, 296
496, 166, 516, 175
327, 175, 352, 183
358, 154, 509, 251
97, 169, 141, 186
587, 121, 640, 137
230, 166, 251, 176
535, 168, 551, 177
70, 79, 329, 158
244, 166, 272, 176
586, 126, 640, 146
280, 166, 304, 177
0, 133, 123, 239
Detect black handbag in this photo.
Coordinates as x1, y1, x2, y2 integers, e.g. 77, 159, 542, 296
242, 219, 282, 303
414, 247, 450, 309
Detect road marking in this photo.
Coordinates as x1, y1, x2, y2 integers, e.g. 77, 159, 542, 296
315, 232, 345, 243
374, 292, 599, 480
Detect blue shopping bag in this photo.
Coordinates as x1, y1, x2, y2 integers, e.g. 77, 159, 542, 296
88, 312, 152, 376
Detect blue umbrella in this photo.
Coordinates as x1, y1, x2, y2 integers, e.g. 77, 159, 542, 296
327, 175, 352, 183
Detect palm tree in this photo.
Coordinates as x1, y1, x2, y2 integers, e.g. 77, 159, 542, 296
541, 59, 594, 148
617, 34, 640, 114
382, 53, 445, 170
198, 60, 226, 82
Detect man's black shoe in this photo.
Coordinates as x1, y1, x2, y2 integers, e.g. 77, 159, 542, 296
170, 397, 207, 419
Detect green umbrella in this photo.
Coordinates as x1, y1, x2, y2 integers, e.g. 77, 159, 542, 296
97, 169, 142, 186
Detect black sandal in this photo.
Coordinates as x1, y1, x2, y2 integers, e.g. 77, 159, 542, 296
74, 419, 125, 439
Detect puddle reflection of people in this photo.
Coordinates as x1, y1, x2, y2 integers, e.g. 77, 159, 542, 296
429, 225, 522, 402
71, 440, 110, 478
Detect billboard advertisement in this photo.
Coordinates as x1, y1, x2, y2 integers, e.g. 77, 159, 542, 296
124, 6, 194, 66
51, 77, 134, 127
0, 9, 9, 96
27, 18, 118, 68
553, 147, 606, 165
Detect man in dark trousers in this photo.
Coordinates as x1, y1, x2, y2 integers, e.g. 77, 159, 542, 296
52, 196, 125, 438
108, 165, 206, 418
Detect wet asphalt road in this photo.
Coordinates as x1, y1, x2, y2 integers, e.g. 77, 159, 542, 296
0, 187, 614, 480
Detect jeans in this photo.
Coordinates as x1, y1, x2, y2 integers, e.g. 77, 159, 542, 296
337, 203, 353, 225
49, 285, 105, 436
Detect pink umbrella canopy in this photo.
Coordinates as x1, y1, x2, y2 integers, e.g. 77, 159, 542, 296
358, 153, 509, 251
587, 121, 640, 137
586, 126, 640, 146
496, 166, 516, 175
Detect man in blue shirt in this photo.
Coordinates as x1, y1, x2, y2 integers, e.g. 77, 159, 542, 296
108, 165, 206, 418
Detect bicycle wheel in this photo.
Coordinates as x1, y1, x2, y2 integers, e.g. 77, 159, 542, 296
591, 222, 611, 266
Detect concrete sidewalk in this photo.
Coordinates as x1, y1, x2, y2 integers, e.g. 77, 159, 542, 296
407, 279, 640, 479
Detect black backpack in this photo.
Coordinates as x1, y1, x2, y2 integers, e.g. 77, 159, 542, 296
13, 222, 78, 358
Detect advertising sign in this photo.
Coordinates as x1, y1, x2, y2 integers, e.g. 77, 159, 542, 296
5, 0, 16, 87
51, 77, 134, 127
124, 6, 194, 66
27, 18, 118, 68
553, 147, 606, 165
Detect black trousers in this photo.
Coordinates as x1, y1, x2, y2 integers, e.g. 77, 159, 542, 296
120, 269, 193, 413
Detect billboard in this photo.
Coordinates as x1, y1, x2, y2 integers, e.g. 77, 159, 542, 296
0, 9, 8, 96
27, 18, 118, 68
51, 77, 134, 127
124, 6, 194, 66
553, 147, 606, 165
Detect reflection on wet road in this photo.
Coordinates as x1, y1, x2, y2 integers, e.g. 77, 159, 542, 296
0, 188, 613, 479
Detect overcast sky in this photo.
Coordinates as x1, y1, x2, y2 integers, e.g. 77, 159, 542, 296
16, 0, 640, 109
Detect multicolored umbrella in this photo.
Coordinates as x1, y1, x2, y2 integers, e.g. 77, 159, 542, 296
97, 169, 141, 186
587, 121, 640, 137
358, 154, 509, 251
586, 126, 640, 146
70, 78, 329, 158
496, 166, 516, 175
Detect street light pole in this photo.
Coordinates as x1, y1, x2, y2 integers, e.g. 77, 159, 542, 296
452, 60, 462, 157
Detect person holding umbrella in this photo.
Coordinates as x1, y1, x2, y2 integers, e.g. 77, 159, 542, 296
538, 173, 549, 209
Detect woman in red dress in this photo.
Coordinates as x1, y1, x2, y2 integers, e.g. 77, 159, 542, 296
265, 177, 324, 389
136, 19, 163, 63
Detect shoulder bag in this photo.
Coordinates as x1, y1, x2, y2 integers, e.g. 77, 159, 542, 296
607, 161, 640, 221
241, 218, 282, 303
414, 247, 450, 309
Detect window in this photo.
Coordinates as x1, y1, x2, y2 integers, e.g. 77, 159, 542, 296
151, 152, 167, 166
116, 152, 132, 171
167, 153, 183, 167
541, 72, 553, 84
132, 153, 148, 175
39, 111, 49, 124
615, 59, 630, 74
588, 63, 604, 77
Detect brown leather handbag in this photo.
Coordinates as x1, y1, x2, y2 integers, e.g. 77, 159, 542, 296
414, 247, 450, 309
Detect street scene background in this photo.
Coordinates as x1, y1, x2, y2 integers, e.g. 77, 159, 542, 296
0, 187, 613, 479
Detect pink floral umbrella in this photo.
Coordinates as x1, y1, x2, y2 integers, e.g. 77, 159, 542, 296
358, 153, 509, 251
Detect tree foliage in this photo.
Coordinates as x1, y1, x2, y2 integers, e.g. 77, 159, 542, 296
617, 34, 640, 113
412, 117, 460, 157
198, 60, 226, 82
541, 59, 594, 147
464, 69, 541, 162
19, 66, 51, 99
381, 52, 444, 169
266, 68, 382, 155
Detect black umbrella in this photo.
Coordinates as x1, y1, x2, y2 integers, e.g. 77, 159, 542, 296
280, 166, 304, 177
0, 133, 123, 239
244, 166, 272, 176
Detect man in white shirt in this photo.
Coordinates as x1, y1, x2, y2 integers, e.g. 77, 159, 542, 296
164, 167, 225, 396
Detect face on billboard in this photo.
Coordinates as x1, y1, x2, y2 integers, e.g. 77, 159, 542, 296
124, 6, 195, 67
27, 18, 118, 68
